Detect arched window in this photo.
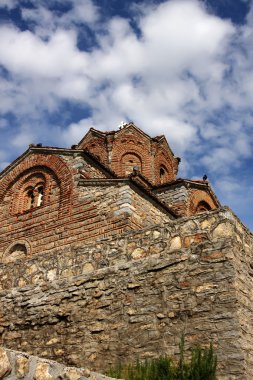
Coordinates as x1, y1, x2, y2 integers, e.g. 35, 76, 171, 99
195, 201, 211, 214
121, 153, 142, 176
160, 165, 169, 184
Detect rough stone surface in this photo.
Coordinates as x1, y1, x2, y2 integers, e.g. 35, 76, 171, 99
15, 356, 29, 378
0, 209, 252, 379
34, 362, 53, 380
0, 347, 115, 380
0, 348, 11, 379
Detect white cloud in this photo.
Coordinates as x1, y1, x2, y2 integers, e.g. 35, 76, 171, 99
21, 0, 100, 38
0, 0, 253, 194
0, 27, 89, 78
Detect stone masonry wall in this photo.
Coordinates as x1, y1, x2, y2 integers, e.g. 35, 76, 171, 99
0, 347, 115, 380
0, 207, 236, 290
1, 208, 253, 379
155, 185, 188, 216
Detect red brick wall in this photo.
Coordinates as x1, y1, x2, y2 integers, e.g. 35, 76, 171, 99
188, 189, 217, 216
0, 152, 171, 261
78, 134, 109, 165
79, 125, 178, 186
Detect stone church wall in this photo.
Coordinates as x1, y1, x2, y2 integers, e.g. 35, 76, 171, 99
1, 208, 253, 379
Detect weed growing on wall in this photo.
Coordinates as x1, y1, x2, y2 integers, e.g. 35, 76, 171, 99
107, 338, 217, 380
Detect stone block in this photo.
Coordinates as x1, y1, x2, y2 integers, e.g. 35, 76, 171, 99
0, 348, 11, 379
15, 355, 29, 379
34, 362, 53, 380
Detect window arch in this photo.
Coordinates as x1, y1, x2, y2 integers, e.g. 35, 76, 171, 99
11, 173, 46, 214
159, 165, 170, 184
195, 201, 211, 214
121, 153, 142, 176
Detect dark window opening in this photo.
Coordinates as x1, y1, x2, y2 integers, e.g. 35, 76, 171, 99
160, 166, 168, 184
195, 201, 212, 214
26, 184, 45, 210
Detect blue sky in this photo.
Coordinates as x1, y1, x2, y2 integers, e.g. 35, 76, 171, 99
0, 0, 253, 229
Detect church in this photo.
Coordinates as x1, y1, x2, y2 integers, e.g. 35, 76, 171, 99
0, 122, 219, 261
0, 123, 252, 380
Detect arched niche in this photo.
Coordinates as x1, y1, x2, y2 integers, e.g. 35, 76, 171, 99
121, 152, 142, 176
2, 240, 30, 264
195, 200, 212, 214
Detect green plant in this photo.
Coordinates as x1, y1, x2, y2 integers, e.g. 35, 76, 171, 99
106, 338, 217, 380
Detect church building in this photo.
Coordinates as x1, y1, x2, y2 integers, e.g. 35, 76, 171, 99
0, 122, 219, 261
0, 123, 251, 380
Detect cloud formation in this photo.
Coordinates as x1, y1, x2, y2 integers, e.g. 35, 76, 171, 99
0, 0, 253, 227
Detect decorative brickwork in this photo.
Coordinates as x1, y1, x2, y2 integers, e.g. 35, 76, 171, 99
0, 147, 173, 258
78, 123, 179, 186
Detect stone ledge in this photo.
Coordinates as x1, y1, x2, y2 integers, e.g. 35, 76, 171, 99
0, 347, 117, 380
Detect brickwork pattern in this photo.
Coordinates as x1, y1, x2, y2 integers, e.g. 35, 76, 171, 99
78, 124, 179, 186
0, 150, 171, 259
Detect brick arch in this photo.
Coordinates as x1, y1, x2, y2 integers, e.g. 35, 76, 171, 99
195, 200, 212, 213
189, 190, 217, 216
120, 152, 143, 176
1, 239, 31, 264
154, 152, 175, 185
0, 154, 73, 216
111, 143, 146, 174
10, 170, 47, 215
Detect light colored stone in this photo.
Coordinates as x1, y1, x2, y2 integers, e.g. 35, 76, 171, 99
26, 264, 37, 275
64, 368, 82, 380
180, 220, 196, 234
156, 313, 166, 319
0, 347, 11, 379
34, 362, 53, 380
153, 230, 161, 239
131, 248, 146, 259
82, 263, 94, 273
62, 268, 74, 278
16, 355, 29, 379
212, 222, 234, 238
201, 217, 216, 230
82, 368, 91, 377
18, 278, 27, 287
127, 283, 141, 289
196, 284, 217, 293
46, 337, 59, 345
47, 269, 57, 281
169, 236, 181, 250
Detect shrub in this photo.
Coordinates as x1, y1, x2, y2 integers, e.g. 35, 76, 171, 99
106, 338, 217, 380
